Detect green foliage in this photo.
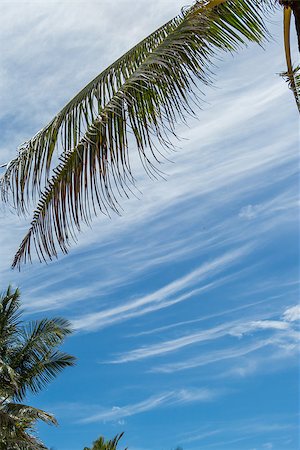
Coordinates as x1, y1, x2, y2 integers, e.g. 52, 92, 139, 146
83, 432, 127, 450
0, 286, 76, 449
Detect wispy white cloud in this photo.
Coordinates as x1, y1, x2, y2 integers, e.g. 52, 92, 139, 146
178, 413, 299, 449
263, 442, 273, 449
0, 0, 184, 144
80, 388, 219, 424
181, 419, 295, 445
71, 246, 248, 331
239, 204, 263, 220
230, 320, 289, 337
283, 305, 300, 322
132, 297, 296, 344
152, 326, 300, 374
222, 336, 300, 379
16, 183, 297, 317
2, 179, 295, 322
110, 313, 293, 364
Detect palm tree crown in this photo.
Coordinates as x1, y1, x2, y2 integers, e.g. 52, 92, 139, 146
83, 432, 127, 450
0, 286, 76, 449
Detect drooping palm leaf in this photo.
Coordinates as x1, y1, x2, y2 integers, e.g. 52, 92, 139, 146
0, 403, 55, 450
1, 403, 57, 426
0, 402, 57, 448
1, 0, 276, 267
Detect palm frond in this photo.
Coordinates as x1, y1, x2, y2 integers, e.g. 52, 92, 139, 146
14, 350, 75, 401
108, 433, 127, 450
0, 359, 19, 398
85, 432, 127, 450
8, 317, 74, 400
0, 407, 50, 450
0, 287, 22, 343
2, 403, 57, 426
1, 0, 275, 267
17, 317, 73, 358
0, 12, 187, 212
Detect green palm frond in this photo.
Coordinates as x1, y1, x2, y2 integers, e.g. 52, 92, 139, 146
17, 317, 73, 359
0, 301, 75, 401
0, 286, 22, 343
0, 359, 19, 397
15, 350, 75, 400
84, 432, 127, 450
2, 403, 57, 426
1, 0, 275, 267
9, 317, 75, 401
0, 405, 51, 450
109, 433, 127, 450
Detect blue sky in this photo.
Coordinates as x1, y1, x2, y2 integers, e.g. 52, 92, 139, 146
0, 1, 299, 450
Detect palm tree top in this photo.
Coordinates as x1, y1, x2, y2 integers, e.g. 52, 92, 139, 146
83, 432, 127, 450
0, 286, 75, 401
0, 286, 76, 449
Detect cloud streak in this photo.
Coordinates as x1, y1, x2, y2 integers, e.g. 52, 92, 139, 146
153, 326, 300, 374
109, 317, 292, 364
71, 246, 249, 331
80, 388, 219, 424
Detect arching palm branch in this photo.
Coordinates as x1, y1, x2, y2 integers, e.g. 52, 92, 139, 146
0, 286, 76, 449
0, 0, 298, 268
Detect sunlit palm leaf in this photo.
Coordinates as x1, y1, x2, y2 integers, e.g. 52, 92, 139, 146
2, 403, 57, 425
0, 404, 53, 450
1, 0, 275, 268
